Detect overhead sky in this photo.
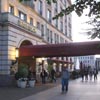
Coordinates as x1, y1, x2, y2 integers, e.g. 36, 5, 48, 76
71, 0, 100, 57
71, 0, 94, 42
72, 11, 91, 42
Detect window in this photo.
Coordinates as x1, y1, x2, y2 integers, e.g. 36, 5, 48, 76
41, 24, 44, 36
54, 3, 58, 12
38, 0, 42, 15
60, 21, 63, 32
19, 11, 27, 21
54, 33, 59, 44
64, 0, 67, 6
47, 9, 51, 23
9, 5, 14, 15
60, 37, 64, 43
37, 22, 40, 30
56, 34, 59, 43
30, 18, 33, 25
47, 29, 49, 42
50, 31, 53, 43
55, 19, 58, 28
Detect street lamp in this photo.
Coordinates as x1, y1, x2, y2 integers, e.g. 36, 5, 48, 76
12, 48, 19, 65
15, 48, 19, 59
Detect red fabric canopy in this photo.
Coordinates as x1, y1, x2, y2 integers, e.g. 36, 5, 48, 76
19, 41, 100, 57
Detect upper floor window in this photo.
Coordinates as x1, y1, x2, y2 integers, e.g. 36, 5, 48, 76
41, 24, 44, 36
47, 9, 52, 23
47, 28, 50, 42
64, 0, 67, 6
37, 22, 40, 30
56, 34, 59, 43
30, 18, 33, 25
18, 11, 27, 21
60, 21, 63, 32
38, 0, 43, 15
54, 2, 58, 12
9, 5, 14, 15
60, 37, 64, 43
55, 19, 58, 28
54, 33, 56, 44
50, 31, 53, 43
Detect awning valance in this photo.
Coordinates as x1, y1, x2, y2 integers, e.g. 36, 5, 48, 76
19, 41, 100, 57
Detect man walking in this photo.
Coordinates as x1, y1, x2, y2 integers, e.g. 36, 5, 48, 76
61, 66, 70, 93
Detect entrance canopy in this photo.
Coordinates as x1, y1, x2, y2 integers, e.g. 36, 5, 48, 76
19, 41, 100, 57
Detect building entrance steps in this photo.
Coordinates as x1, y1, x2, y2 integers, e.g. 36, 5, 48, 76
0, 73, 100, 100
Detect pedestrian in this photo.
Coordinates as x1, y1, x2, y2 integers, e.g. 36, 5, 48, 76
51, 68, 56, 83
84, 67, 88, 81
61, 66, 70, 93
80, 67, 85, 82
93, 68, 98, 81
40, 68, 48, 84
88, 67, 93, 81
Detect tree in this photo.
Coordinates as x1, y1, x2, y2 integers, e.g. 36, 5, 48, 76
82, 17, 100, 39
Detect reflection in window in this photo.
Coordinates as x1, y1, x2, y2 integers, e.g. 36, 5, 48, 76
47, 9, 51, 23
18, 11, 27, 21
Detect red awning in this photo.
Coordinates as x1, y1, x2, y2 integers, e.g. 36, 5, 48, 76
19, 41, 100, 57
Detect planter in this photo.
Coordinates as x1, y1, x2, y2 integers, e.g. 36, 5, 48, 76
20, 81, 27, 88
29, 80, 35, 87
17, 80, 21, 87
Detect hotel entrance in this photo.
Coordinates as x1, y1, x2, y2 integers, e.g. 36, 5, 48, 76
18, 40, 36, 78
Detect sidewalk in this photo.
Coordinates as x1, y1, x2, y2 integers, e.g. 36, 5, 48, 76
0, 79, 60, 100
20, 73, 100, 100
1, 73, 100, 100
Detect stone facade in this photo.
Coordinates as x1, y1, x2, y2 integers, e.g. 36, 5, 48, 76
0, 0, 72, 86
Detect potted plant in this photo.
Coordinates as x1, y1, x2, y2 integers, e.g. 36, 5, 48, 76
15, 63, 29, 88
29, 78, 35, 87
28, 71, 35, 87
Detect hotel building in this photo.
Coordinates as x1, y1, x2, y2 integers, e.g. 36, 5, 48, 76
0, 0, 72, 86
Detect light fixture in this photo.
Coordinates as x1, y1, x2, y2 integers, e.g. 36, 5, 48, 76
15, 48, 19, 59
12, 48, 19, 65
42, 57, 45, 61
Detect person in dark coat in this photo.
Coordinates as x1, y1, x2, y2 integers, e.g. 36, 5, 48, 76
40, 68, 48, 84
51, 68, 56, 83
93, 68, 98, 81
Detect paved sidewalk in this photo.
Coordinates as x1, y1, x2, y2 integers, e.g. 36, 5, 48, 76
0, 79, 60, 100
20, 73, 100, 100
1, 73, 100, 100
